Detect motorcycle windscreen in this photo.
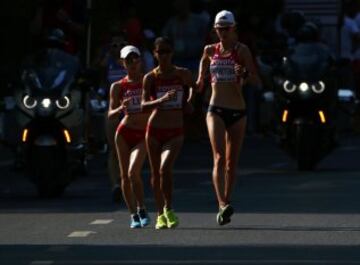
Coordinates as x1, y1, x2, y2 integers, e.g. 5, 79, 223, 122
22, 49, 80, 98
284, 43, 332, 82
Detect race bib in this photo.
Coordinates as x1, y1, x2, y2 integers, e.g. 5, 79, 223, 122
210, 64, 237, 83
123, 88, 142, 113
156, 85, 184, 110
126, 95, 142, 113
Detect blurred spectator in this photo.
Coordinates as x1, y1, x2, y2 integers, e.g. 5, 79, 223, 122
339, 0, 360, 92
141, 29, 156, 73
93, 31, 128, 89
280, 10, 306, 49
192, 0, 213, 27
353, 8, 360, 98
237, 12, 263, 134
119, 1, 144, 47
29, 0, 87, 56
92, 29, 128, 202
340, 1, 360, 62
162, 0, 208, 72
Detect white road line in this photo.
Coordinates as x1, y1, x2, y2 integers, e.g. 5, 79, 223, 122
30, 261, 54, 265
90, 219, 113, 225
67, 231, 96, 237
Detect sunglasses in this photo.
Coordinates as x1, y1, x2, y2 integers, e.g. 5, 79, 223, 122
155, 49, 172, 55
125, 55, 140, 64
215, 27, 231, 31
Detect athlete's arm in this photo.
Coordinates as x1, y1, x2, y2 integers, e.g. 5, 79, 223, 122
182, 68, 196, 103
238, 44, 262, 87
196, 45, 213, 92
108, 82, 127, 119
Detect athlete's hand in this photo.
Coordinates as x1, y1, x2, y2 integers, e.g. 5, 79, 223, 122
196, 78, 204, 92
235, 64, 249, 79
120, 98, 131, 111
161, 89, 177, 103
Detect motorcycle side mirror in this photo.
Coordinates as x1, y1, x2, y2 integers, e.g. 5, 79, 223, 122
51, 70, 67, 89
338, 89, 356, 103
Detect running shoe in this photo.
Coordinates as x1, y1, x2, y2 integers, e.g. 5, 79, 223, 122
138, 208, 150, 227
155, 214, 168, 229
130, 214, 141, 229
216, 204, 234, 226
164, 208, 179, 228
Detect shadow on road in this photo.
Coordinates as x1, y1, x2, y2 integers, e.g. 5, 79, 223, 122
1, 244, 360, 265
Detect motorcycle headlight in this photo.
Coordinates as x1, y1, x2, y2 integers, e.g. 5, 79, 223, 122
23, 95, 37, 109
299, 82, 309, 93
41, 98, 52, 109
283, 80, 296, 93
55, 96, 70, 109
311, 81, 325, 94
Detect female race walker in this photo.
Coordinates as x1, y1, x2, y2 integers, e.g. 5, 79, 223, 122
142, 37, 195, 229
108, 45, 151, 228
197, 10, 261, 225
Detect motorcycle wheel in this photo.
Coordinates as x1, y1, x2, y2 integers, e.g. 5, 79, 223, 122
295, 125, 317, 171
29, 147, 69, 198
37, 182, 67, 198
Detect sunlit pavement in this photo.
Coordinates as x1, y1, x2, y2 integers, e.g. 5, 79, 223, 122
1, 133, 360, 264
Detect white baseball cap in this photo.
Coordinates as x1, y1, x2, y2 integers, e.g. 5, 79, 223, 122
120, 45, 141, 59
214, 10, 236, 28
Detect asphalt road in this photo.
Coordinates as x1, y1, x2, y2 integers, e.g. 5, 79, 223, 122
1, 133, 360, 265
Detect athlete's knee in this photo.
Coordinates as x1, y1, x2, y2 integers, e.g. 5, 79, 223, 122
225, 160, 236, 176
213, 152, 225, 168
129, 172, 143, 187
150, 172, 160, 188
120, 174, 131, 185
225, 166, 236, 177
150, 178, 160, 190
128, 167, 141, 180
159, 166, 172, 179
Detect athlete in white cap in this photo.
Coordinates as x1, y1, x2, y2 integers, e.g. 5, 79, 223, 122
197, 10, 261, 226
108, 45, 151, 229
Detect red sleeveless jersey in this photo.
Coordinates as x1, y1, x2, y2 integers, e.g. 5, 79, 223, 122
150, 70, 189, 110
209, 42, 241, 83
119, 76, 143, 114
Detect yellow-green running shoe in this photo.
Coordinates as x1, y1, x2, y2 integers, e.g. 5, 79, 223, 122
155, 214, 168, 229
216, 204, 234, 226
164, 208, 179, 228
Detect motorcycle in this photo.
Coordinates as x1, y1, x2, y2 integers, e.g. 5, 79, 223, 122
271, 42, 340, 170
5, 48, 87, 197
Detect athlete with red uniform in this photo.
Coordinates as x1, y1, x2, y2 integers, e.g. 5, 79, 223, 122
108, 45, 150, 229
197, 11, 261, 225
142, 37, 195, 229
